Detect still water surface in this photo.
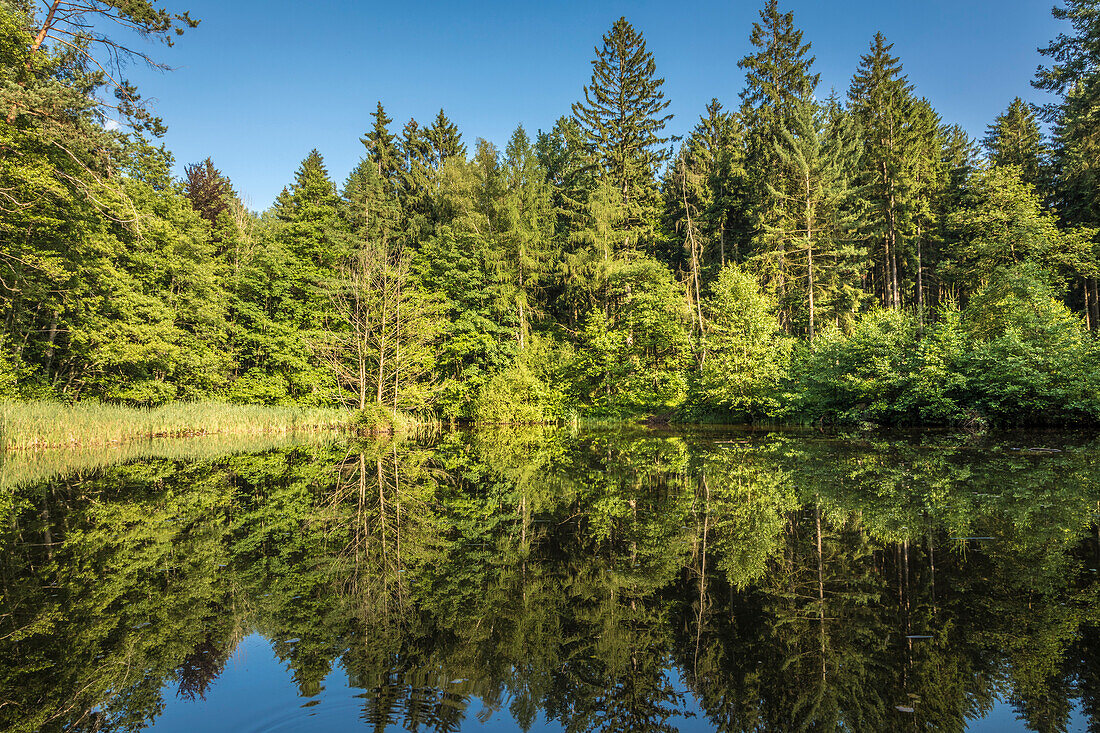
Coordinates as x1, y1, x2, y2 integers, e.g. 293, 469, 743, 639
3, 427, 1099, 732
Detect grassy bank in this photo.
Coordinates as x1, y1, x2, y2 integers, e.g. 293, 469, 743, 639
0, 401, 350, 451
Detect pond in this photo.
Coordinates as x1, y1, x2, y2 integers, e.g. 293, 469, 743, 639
2, 427, 1099, 732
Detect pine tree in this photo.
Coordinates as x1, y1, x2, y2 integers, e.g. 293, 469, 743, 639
571, 17, 672, 245
848, 32, 916, 309
983, 98, 1048, 189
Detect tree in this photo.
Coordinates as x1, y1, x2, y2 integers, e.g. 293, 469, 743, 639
983, 98, 1048, 189
737, 0, 820, 320
3, 0, 198, 130
660, 99, 745, 286
849, 32, 916, 309
1033, 1, 1100, 330
363, 101, 401, 187
572, 17, 672, 245
497, 125, 556, 347
943, 165, 1096, 296
183, 158, 233, 224
766, 96, 860, 341
320, 244, 436, 412
694, 264, 793, 418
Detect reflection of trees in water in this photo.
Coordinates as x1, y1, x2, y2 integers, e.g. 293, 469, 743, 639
2, 430, 1100, 732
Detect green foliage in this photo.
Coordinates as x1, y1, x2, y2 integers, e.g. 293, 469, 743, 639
690, 264, 793, 419
789, 308, 922, 424
960, 269, 1100, 424
983, 97, 1049, 188
789, 274, 1100, 426
571, 257, 690, 415
572, 17, 672, 241
944, 165, 1096, 292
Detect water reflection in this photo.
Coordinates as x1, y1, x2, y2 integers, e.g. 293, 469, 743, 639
2, 428, 1099, 732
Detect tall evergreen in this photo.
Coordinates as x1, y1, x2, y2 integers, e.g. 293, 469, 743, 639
767, 96, 860, 339
983, 98, 1048, 189
1033, 1, 1100, 328
572, 16, 672, 246
664, 99, 745, 272
362, 102, 401, 190
499, 125, 556, 345
426, 108, 466, 168
737, 0, 820, 317
848, 32, 916, 309
906, 98, 946, 314
274, 149, 343, 269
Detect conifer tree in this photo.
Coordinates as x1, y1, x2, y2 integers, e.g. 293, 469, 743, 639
572, 17, 672, 245
665, 99, 745, 272
767, 97, 860, 340
1033, 1, 1100, 328
848, 32, 916, 309
274, 149, 343, 270
536, 116, 595, 250
426, 109, 466, 168
183, 158, 233, 224
906, 99, 946, 315
499, 126, 556, 346
983, 98, 1048, 189
737, 0, 820, 318
362, 102, 401, 192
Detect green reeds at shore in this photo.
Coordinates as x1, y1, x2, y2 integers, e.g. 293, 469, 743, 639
0, 401, 351, 451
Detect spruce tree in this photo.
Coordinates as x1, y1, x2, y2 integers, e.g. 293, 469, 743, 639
906, 98, 945, 315
1033, 1, 1100, 328
571, 17, 672, 244
362, 101, 401, 190
672, 99, 745, 271
848, 32, 916, 309
426, 108, 466, 168
737, 0, 820, 320
500, 125, 555, 346
983, 98, 1048, 188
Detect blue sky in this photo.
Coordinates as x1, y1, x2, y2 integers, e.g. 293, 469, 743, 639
117, 0, 1064, 210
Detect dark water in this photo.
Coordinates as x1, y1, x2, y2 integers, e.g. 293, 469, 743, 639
3, 427, 1100, 733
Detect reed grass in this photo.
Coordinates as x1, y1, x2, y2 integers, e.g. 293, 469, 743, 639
0, 400, 350, 451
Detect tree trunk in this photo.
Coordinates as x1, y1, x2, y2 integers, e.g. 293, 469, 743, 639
805, 173, 815, 344
915, 225, 924, 322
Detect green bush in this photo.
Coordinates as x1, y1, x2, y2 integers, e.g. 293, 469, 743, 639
474, 360, 564, 424
785, 269, 1100, 426
688, 264, 793, 421
958, 270, 1099, 425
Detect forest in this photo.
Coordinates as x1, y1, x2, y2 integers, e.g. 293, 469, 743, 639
2, 0, 1100, 427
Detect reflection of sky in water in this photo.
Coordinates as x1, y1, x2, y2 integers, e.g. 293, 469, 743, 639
148, 634, 573, 732
147, 633, 1085, 733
